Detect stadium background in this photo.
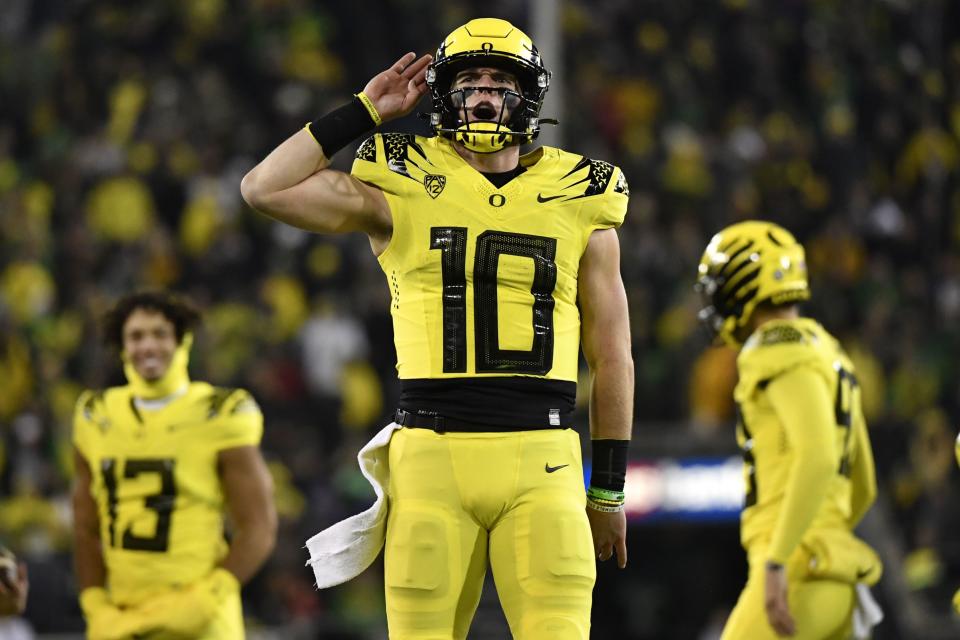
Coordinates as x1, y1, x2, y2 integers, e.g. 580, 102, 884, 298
1, 0, 960, 637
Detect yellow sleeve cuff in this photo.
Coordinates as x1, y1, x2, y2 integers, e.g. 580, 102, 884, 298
304, 122, 319, 144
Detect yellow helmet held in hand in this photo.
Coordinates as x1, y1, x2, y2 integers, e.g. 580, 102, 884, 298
426, 18, 551, 153
695, 220, 810, 346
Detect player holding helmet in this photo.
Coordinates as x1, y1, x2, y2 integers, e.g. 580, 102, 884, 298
695, 221, 883, 639
242, 17, 632, 640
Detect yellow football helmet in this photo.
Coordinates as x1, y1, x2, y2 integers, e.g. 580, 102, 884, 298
695, 220, 810, 346
426, 18, 551, 153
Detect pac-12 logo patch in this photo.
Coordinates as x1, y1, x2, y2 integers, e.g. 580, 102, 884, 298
424, 174, 446, 199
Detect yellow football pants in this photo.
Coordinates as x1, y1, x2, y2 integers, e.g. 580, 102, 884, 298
384, 427, 596, 640
197, 592, 244, 640
721, 544, 854, 640
105, 589, 243, 639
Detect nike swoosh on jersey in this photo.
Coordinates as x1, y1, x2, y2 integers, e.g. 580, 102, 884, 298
537, 193, 565, 203
545, 463, 570, 473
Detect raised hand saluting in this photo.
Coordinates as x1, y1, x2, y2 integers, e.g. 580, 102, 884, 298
361, 52, 433, 123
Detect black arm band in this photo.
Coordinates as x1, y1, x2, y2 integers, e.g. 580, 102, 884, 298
589, 439, 629, 491
307, 96, 378, 158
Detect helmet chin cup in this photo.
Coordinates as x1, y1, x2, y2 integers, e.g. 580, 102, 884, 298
454, 121, 515, 153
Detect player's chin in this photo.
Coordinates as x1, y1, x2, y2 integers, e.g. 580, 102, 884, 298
137, 366, 167, 381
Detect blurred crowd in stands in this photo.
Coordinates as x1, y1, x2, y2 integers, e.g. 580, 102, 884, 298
1, 0, 959, 636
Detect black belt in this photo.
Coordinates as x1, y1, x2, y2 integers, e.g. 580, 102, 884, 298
394, 409, 567, 433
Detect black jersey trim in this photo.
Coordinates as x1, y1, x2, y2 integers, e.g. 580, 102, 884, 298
81, 390, 105, 421
128, 397, 144, 424
206, 387, 238, 418
355, 136, 377, 162
735, 402, 758, 508
382, 133, 427, 182
561, 157, 615, 201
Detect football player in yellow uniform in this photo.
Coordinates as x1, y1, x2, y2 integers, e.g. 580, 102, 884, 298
955, 436, 960, 614
71, 292, 277, 639
0, 546, 27, 616
695, 221, 882, 639
242, 17, 632, 640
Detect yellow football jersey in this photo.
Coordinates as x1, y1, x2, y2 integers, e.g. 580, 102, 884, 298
353, 133, 628, 382
733, 318, 866, 549
72, 382, 262, 606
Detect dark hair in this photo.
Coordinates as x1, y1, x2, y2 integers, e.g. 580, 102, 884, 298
102, 291, 201, 350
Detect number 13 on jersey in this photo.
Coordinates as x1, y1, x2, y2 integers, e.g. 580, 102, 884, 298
101, 457, 177, 553
430, 227, 558, 375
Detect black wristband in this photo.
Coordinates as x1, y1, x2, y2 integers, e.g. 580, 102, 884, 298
307, 96, 378, 158
589, 439, 629, 491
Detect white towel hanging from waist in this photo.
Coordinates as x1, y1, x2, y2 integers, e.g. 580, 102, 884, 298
305, 422, 400, 588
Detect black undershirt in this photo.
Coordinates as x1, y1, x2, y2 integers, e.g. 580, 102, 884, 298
481, 164, 527, 188
399, 377, 577, 430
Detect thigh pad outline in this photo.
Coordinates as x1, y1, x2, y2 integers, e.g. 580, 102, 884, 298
385, 503, 459, 613
517, 502, 596, 598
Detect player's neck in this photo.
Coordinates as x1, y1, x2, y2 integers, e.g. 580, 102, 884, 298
134, 383, 189, 410
750, 305, 800, 332
453, 144, 521, 173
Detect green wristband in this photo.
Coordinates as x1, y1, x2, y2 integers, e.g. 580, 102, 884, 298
587, 486, 625, 504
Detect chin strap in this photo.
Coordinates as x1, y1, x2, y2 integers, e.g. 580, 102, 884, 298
123, 333, 192, 399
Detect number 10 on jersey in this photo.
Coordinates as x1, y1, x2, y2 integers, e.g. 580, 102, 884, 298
430, 227, 558, 375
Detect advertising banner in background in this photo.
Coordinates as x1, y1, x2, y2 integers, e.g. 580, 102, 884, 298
585, 457, 744, 523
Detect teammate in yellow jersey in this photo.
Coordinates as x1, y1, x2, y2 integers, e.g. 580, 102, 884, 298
242, 17, 633, 640
0, 546, 27, 616
71, 291, 277, 639
695, 221, 883, 639
955, 435, 960, 615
